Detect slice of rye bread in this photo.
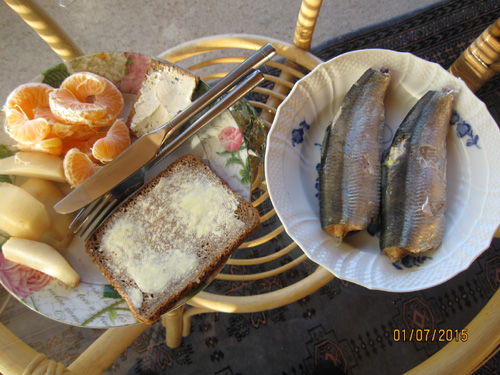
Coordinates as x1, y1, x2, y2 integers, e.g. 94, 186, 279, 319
126, 59, 200, 138
85, 154, 260, 324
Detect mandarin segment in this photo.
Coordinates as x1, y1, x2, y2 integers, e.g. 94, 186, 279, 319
6, 109, 51, 144
91, 79, 125, 127
62, 133, 105, 156
64, 123, 100, 141
91, 119, 130, 162
61, 72, 105, 102
4, 82, 53, 117
34, 107, 75, 139
63, 147, 102, 187
4, 83, 54, 144
18, 138, 63, 156
49, 72, 124, 127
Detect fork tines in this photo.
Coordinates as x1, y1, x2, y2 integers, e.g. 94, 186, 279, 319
70, 194, 120, 241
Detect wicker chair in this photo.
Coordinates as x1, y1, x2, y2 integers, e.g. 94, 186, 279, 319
1, 0, 499, 374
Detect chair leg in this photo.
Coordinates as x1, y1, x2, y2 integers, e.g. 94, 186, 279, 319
4, 0, 84, 61
162, 305, 185, 349
294, 0, 324, 51
0, 322, 71, 375
448, 17, 500, 92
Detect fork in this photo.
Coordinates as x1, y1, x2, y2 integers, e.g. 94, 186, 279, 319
72, 69, 265, 241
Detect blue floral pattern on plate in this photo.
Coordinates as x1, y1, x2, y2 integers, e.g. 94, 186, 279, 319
392, 255, 432, 270
450, 110, 480, 149
291, 120, 310, 147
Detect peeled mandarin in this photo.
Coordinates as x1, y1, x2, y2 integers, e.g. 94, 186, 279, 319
92, 119, 131, 162
4, 83, 54, 144
63, 147, 102, 187
49, 72, 124, 127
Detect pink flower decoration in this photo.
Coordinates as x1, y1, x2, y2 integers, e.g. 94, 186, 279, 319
0, 253, 53, 299
218, 126, 243, 152
117, 53, 150, 94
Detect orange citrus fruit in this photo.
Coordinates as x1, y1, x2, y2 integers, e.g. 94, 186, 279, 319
49, 72, 124, 127
18, 137, 63, 156
5, 72, 129, 185
63, 123, 100, 141
63, 147, 102, 187
33, 107, 75, 139
91, 119, 130, 162
4, 83, 53, 144
61, 133, 106, 156
91, 78, 125, 127
5, 82, 53, 114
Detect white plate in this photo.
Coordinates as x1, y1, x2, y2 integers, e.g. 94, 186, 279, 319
0, 52, 253, 326
265, 49, 500, 292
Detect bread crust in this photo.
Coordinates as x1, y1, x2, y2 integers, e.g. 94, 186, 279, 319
85, 154, 260, 324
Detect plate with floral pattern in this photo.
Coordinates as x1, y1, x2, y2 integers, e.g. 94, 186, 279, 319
265, 49, 500, 292
0, 52, 264, 327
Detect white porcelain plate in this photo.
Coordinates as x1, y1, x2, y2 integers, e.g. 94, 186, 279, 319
265, 49, 500, 292
0, 52, 253, 327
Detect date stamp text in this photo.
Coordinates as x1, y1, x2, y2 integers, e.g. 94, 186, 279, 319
393, 329, 468, 342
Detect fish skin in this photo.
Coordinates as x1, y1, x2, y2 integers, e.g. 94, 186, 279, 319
320, 67, 391, 242
381, 90, 454, 262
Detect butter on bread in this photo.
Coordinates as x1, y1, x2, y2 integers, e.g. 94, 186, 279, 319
85, 154, 260, 324
126, 59, 199, 137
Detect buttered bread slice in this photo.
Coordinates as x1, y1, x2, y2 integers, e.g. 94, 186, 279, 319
127, 60, 199, 137
85, 154, 260, 324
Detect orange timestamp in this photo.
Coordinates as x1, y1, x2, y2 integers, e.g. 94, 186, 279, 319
393, 328, 468, 342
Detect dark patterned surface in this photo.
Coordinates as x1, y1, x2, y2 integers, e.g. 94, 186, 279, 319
1, 0, 500, 374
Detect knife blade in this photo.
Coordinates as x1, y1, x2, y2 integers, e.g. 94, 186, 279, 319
54, 44, 276, 214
